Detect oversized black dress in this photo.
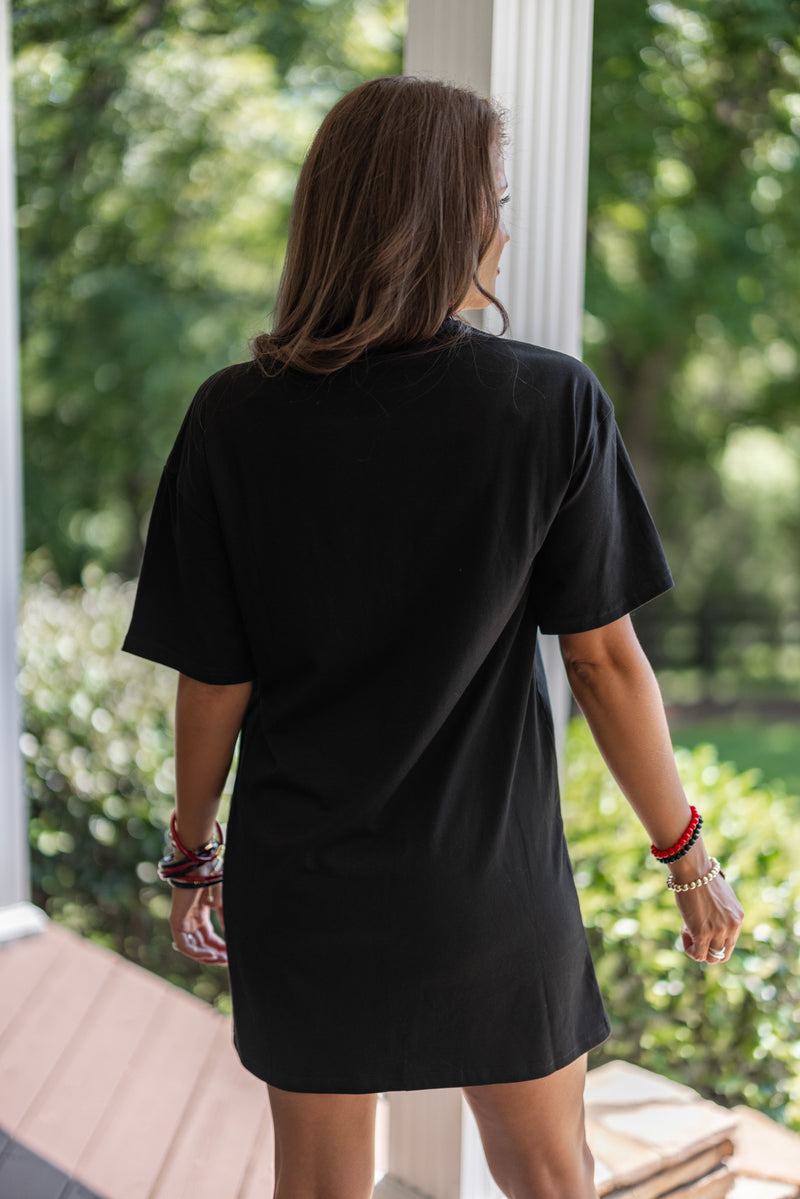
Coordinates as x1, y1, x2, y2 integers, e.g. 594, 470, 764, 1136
123, 320, 673, 1093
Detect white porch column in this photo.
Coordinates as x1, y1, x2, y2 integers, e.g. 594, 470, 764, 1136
0, 0, 40, 941
379, 3, 595, 1196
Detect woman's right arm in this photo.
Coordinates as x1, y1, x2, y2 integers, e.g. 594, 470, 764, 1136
558, 614, 744, 964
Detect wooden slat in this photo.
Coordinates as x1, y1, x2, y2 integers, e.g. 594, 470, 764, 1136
0, 926, 66, 1037
149, 1018, 269, 1199
0, 930, 116, 1131
74, 985, 225, 1199
16, 953, 168, 1175
237, 1105, 276, 1199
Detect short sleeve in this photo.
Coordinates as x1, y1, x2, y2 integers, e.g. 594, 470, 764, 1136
122, 383, 255, 683
530, 382, 673, 635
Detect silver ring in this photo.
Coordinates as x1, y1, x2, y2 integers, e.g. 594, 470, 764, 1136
708, 947, 726, 960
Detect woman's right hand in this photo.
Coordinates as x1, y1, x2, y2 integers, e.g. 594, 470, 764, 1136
169, 883, 228, 965
673, 871, 744, 965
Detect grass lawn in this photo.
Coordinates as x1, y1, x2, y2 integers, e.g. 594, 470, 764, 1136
670, 718, 800, 798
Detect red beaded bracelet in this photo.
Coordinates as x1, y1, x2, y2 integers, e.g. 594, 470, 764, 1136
651, 806, 701, 860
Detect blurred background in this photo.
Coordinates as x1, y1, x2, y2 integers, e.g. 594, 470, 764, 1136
13, 0, 800, 1128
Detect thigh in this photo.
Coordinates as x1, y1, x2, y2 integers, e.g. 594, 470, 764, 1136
267, 1084, 378, 1199
462, 1056, 597, 1199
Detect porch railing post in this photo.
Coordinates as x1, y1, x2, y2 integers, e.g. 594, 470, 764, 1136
0, 0, 40, 941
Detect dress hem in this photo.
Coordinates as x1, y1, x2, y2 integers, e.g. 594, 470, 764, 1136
233, 1018, 612, 1094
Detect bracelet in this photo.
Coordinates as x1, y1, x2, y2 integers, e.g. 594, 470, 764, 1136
156, 814, 225, 889
666, 857, 722, 892
657, 818, 703, 864
157, 853, 224, 888
168, 814, 223, 863
651, 806, 701, 861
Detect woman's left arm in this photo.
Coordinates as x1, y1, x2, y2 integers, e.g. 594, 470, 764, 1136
168, 673, 253, 963
559, 616, 744, 965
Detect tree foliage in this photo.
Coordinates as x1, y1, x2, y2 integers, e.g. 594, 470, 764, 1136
13, 0, 403, 579
586, 0, 800, 681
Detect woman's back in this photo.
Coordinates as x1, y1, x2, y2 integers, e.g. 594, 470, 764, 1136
124, 318, 672, 1092
126, 322, 668, 857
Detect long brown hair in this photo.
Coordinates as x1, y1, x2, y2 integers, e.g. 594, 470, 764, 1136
252, 76, 508, 374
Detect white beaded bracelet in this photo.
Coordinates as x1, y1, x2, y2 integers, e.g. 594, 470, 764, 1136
666, 857, 722, 893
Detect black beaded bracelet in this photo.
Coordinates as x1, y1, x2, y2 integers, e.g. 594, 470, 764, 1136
658, 817, 703, 864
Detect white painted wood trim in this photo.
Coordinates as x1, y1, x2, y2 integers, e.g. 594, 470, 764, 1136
404, 0, 493, 94
0, 0, 28, 913
0, 901, 47, 945
489, 0, 596, 770
491, 0, 596, 359
374, 1174, 433, 1199
384, 1088, 463, 1199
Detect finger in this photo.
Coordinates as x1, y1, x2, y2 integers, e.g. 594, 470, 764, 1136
709, 920, 742, 964
197, 900, 227, 947
680, 925, 708, 962
172, 927, 228, 964
189, 917, 228, 959
199, 887, 226, 933
199, 920, 227, 951
195, 911, 230, 959
168, 888, 228, 964
171, 907, 227, 959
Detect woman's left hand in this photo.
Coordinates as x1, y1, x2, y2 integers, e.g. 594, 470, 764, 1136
169, 884, 228, 965
674, 873, 744, 965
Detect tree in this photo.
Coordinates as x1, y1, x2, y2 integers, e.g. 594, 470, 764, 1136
586, 0, 800, 682
14, 0, 404, 579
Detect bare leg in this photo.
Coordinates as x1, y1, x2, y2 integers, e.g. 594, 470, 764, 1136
462, 1055, 597, 1199
267, 1084, 378, 1199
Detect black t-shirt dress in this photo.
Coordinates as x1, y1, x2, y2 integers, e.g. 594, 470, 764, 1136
123, 320, 673, 1093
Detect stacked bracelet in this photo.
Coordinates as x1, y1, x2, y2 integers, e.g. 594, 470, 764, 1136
651, 806, 703, 863
157, 814, 225, 889
656, 816, 703, 863
666, 857, 723, 892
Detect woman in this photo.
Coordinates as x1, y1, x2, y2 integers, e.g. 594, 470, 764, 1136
123, 76, 744, 1199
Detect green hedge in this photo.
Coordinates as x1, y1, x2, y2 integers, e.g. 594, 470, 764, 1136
21, 565, 233, 1010
565, 718, 800, 1129
19, 570, 800, 1126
